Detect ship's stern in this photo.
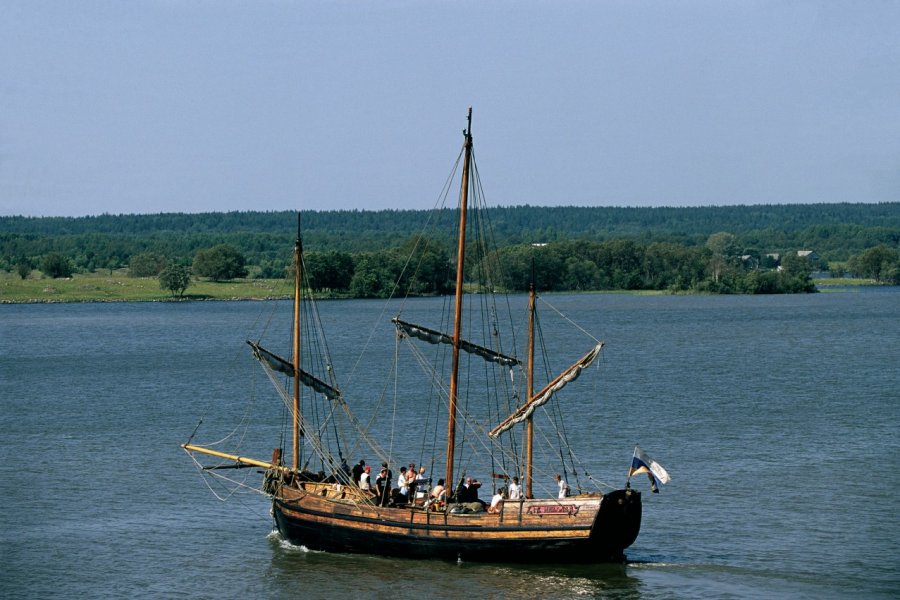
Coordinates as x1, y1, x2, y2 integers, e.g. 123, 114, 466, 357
589, 488, 642, 561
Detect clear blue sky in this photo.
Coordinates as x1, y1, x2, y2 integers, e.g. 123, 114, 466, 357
2, 1, 898, 217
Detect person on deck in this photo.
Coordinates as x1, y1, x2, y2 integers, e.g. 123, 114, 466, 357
488, 487, 505, 513
457, 477, 481, 503
407, 463, 418, 497
430, 478, 446, 503
379, 462, 393, 505
508, 476, 522, 500
375, 468, 389, 505
412, 466, 428, 503
556, 474, 569, 499
359, 466, 371, 492
352, 460, 365, 486
396, 467, 409, 505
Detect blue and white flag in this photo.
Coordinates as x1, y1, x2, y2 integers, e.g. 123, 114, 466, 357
628, 445, 670, 492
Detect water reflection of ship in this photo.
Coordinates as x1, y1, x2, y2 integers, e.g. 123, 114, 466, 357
266, 533, 640, 597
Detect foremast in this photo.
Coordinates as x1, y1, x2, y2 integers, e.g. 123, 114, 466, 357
182, 214, 335, 477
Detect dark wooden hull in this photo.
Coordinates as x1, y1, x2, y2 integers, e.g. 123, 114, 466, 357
272, 484, 641, 563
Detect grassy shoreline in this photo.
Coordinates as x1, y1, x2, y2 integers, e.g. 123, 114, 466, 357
0, 271, 296, 304
0, 271, 885, 304
814, 277, 878, 286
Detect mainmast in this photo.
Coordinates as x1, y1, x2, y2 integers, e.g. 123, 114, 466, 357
446, 107, 473, 490
292, 214, 302, 471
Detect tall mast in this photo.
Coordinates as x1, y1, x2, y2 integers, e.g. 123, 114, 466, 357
446, 107, 473, 490
525, 280, 536, 499
292, 213, 302, 471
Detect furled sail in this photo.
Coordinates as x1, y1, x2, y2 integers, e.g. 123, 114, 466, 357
488, 342, 604, 438
393, 318, 520, 367
247, 341, 341, 400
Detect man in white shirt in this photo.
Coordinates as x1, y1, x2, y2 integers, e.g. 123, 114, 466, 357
397, 467, 409, 504
556, 474, 569, 499
508, 476, 522, 500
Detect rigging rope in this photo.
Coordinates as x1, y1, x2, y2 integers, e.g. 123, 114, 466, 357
343, 146, 463, 394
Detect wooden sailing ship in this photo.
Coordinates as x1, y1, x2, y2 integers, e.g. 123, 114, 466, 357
182, 109, 642, 562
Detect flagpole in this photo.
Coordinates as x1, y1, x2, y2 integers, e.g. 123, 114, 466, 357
626, 445, 637, 486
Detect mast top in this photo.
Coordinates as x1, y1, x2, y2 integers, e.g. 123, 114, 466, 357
465, 107, 473, 142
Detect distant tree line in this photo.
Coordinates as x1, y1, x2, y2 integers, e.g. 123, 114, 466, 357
3, 202, 899, 260
3, 204, 899, 293
3, 203, 898, 242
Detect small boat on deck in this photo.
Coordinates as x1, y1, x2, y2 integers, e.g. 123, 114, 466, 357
182, 108, 643, 562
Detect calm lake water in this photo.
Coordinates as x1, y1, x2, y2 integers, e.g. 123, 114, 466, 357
1, 289, 898, 599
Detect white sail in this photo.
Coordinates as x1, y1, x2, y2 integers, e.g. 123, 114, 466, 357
489, 342, 603, 438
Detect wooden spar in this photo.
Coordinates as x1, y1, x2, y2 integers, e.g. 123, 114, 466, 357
446, 107, 473, 490
292, 214, 302, 471
526, 282, 535, 499
182, 443, 286, 472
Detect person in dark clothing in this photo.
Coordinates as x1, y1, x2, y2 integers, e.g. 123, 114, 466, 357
380, 463, 393, 488
378, 462, 393, 506
406, 463, 417, 498
340, 458, 351, 479
456, 477, 481, 503
351, 460, 365, 486
375, 468, 388, 505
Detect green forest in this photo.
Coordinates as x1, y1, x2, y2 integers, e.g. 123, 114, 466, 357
2, 202, 899, 297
